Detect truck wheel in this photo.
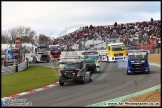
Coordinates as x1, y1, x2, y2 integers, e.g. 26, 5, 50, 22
127, 69, 130, 75
59, 77, 64, 86
4, 61, 7, 66
32, 57, 37, 63
59, 81, 64, 86
89, 77, 92, 82
79, 76, 85, 84
146, 69, 150, 74
107, 57, 109, 63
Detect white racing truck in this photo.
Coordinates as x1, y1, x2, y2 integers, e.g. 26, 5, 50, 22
26, 45, 51, 63
99, 50, 107, 62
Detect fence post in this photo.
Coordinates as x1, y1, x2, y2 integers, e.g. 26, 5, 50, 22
26, 58, 29, 68
15, 62, 18, 72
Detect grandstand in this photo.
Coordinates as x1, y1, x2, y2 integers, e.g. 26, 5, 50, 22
54, 18, 160, 52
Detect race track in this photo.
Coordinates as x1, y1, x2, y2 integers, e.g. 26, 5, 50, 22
18, 60, 160, 106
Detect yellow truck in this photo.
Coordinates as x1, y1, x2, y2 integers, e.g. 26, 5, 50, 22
106, 43, 127, 62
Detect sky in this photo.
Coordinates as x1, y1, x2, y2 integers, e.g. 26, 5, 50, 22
2, 1, 161, 39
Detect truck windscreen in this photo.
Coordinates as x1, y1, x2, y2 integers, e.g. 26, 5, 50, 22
38, 47, 48, 52
59, 63, 80, 70
51, 46, 60, 51
112, 45, 124, 51
12, 50, 19, 54
128, 55, 147, 60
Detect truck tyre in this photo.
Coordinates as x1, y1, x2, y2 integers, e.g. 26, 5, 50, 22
79, 76, 85, 84
59, 77, 64, 86
127, 69, 130, 75
107, 57, 109, 63
146, 68, 150, 74
59, 81, 64, 86
32, 56, 37, 63
89, 77, 92, 82
4, 61, 7, 66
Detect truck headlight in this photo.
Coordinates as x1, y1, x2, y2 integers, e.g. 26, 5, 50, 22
141, 60, 145, 62
95, 60, 98, 64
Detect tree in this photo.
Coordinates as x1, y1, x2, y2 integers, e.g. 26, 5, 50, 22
38, 34, 49, 45
1, 35, 6, 43
2, 30, 10, 43
8, 28, 17, 44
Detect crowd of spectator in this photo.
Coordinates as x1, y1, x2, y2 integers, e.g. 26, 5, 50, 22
53, 18, 161, 49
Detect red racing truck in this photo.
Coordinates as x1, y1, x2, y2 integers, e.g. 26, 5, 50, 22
49, 45, 61, 60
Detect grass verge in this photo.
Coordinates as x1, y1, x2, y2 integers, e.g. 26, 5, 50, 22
2, 65, 58, 98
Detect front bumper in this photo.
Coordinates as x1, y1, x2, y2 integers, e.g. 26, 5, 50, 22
108, 56, 127, 62
51, 54, 61, 60
127, 68, 149, 73
60, 76, 81, 82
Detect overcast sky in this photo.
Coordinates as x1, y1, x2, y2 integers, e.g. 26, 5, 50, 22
2, 1, 160, 38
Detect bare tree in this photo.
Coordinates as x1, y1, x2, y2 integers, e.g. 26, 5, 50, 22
2, 30, 10, 43
24, 27, 31, 36
3, 26, 36, 45
8, 28, 17, 45
38, 34, 49, 45
1, 35, 6, 43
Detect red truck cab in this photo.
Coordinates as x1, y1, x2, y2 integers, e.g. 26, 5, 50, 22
50, 45, 61, 60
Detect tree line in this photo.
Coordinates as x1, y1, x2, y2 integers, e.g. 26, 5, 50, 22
1, 26, 54, 45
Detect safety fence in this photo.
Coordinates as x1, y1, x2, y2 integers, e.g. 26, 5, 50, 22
1, 60, 29, 75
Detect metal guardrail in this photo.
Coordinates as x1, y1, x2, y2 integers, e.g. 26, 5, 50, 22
1, 60, 29, 75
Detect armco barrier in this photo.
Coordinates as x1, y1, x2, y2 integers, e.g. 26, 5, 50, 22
1, 60, 29, 75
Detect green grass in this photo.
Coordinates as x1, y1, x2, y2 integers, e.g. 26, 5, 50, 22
1, 65, 59, 98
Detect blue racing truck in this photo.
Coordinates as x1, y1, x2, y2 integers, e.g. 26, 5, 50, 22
127, 50, 150, 75
4, 48, 22, 66
81, 51, 101, 73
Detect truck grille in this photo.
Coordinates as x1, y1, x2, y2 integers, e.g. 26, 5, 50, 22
131, 63, 144, 68
114, 53, 123, 56
41, 55, 49, 60
115, 58, 123, 60
14, 55, 18, 59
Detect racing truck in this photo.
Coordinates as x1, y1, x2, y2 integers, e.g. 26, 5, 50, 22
106, 43, 127, 62
27, 45, 51, 63
58, 56, 92, 86
127, 50, 150, 75
99, 50, 107, 62
49, 45, 61, 60
4, 48, 23, 66
81, 51, 101, 73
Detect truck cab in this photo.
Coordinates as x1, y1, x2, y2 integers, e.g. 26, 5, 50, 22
31, 45, 50, 63
106, 43, 127, 62
49, 45, 61, 60
58, 56, 92, 86
4, 48, 22, 66
127, 50, 150, 75
81, 51, 101, 73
